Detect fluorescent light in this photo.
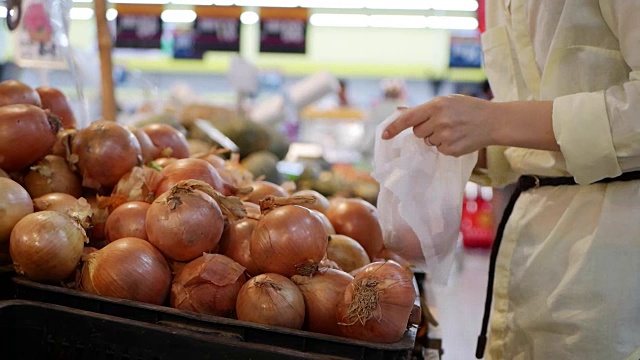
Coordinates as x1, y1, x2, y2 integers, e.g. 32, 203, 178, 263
161, 9, 197, 23
240, 11, 259, 24
0, 6, 6, 19
72, 0, 94, 3
425, 16, 478, 29
430, 0, 478, 11
234, 0, 297, 7
298, 0, 365, 9
366, 0, 431, 10
70, 7, 95, 20
309, 13, 368, 27
106, 8, 118, 21
369, 15, 427, 28
108, 0, 169, 4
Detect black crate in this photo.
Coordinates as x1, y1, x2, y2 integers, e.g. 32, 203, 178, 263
0, 299, 346, 359
12, 277, 417, 360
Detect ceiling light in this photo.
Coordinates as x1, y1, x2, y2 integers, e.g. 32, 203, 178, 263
240, 11, 259, 24
430, 0, 479, 12
365, 0, 431, 10
369, 15, 428, 28
298, 0, 365, 9
70, 7, 95, 20
309, 13, 368, 28
425, 16, 478, 29
106, 8, 118, 21
161, 9, 197, 23
0, 6, 6, 19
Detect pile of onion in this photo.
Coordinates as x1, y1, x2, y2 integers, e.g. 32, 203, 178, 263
10, 211, 87, 283
23, 154, 82, 198
292, 269, 353, 336
0, 178, 33, 264
106, 166, 163, 210
236, 273, 305, 329
218, 217, 260, 276
80, 237, 171, 305
141, 123, 190, 159
171, 253, 246, 318
336, 260, 416, 343
243, 181, 288, 204
155, 158, 229, 197
326, 234, 370, 273
251, 198, 328, 277
105, 201, 150, 242
325, 198, 385, 259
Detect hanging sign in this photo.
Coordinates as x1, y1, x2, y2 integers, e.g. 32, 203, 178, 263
259, 8, 307, 54
193, 6, 242, 53
449, 34, 482, 68
115, 4, 163, 49
13, 0, 67, 69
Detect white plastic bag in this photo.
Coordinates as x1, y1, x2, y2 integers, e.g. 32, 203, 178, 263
372, 111, 477, 284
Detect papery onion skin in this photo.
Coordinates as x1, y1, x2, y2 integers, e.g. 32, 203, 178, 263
105, 201, 150, 243
146, 184, 224, 262
292, 269, 354, 336
236, 273, 305, 329
242, 201, 261, 219
141, 124, 190, 159
36, 86, 77, 129
218, 218, 260, 276
251, 205, 328, 277
155, 158, 227, 197
327, 234, 370, 273
243, 181, 288, 204
24, 155, 82, 198
0, 80, 41, 107
325, 198, 385, 260
80, 237, 171, 305
10, 211, 87, 283
0, 104, 61, 171
0, 178, 34, 243
337, 260, 416, 343
171, 253, 246, 318
71, 120, 142, 190
291, 190, 330, 214
50, 128, 76, 158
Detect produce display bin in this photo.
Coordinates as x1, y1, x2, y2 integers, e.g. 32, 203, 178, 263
12, 276, 418, 360
0, 300, 341, 360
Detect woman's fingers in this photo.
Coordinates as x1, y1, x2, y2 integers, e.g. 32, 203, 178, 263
382, 105, 430, 140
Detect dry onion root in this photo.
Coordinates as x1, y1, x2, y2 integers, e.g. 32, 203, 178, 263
337, 260, 416, 343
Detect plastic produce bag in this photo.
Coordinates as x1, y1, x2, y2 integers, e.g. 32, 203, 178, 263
372, 111, 477, 284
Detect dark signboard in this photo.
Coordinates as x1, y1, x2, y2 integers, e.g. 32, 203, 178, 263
259, 8, 307, 54
115, 5, 163, 49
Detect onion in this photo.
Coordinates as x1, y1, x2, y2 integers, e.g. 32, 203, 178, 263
374, 248, 415, 277
152, 157, 177, 169
236, 273, 305, 329
85, 195, 109, 248
105, 201, 150, 242
336, 261, 416, 343
50, 128, 76, 158
0, 80, 41, 107
218, 218, 260, 276
0, 104, 61, 171
292, 269, 353, 336
327, 234, 370, 273
24, 155, 82, 198
71, 120, 142, 190
10, 211, 87, 283
0, 178, 34, 243
310, 209, 336, 235
141, 124, 190, 159
128, 126, 160, 164
291, 190, 330, 214
80, 237, 172, 305
146, 180, 237, 262
251, 204, 328, 277
0, 168, 9, 178
243, 201, 261, 219
106, 166, 163, 210
243, 181, 288, 204
171, 253, 247, 318
325, 198, 385, 259
36, 86, 77, 129
155, 158, 230, 197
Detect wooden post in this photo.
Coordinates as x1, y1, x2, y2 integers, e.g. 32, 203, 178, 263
94, 0, 117, 121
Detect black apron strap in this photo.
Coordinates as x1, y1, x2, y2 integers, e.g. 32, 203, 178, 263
475, 171, 640, 359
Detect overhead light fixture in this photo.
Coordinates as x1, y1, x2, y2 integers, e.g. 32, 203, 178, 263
425, 16, 478, 29
161, 9, 197, 23
72, 0, 94, 3
369, 15, 428, 28
106, 8, 119, 21
70, 7, 95, 20
298, 0, 365, 9
430, 0, 479, 11
309, 14, 368, 28
0, 6, 6, 19
365, 0, 431, 10
240, 11, 259, 24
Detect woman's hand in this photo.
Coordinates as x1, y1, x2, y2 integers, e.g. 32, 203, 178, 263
382, 96, 558, 156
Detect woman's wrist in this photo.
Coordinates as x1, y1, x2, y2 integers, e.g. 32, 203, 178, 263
488, 101, 558, 151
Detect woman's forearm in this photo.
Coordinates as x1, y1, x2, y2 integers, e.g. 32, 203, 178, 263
489, 101, 559, 151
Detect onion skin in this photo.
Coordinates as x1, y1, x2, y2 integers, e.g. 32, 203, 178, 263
327, 234, 370, 273
292, 269, 353, 336
80, 237, 172, 305
0, 178, 34, 243
128, 126, 160, 164
291, 190, 330, 214
243, 181, 288, 204
36, 86, 77, 129
236, 273, 305, 329
218, 218, 260, 276
141, 124, 190, 159
251, 205, 328, 277
171, 253, 247, 318
325, 198, 385, 260
24, 155, 82, 198
71, 120, 142, 190
337, 261, 416, 343
146, 184, 225, 262
33, 193, 79, 212
0, 104, 61, 171
0, 80, 41, 107
10, 211, 87, 283
105, 201, 150, 242
242, 201, 261, 219
310, 209, 336, 235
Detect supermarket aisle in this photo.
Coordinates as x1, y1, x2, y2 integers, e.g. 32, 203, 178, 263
428, 248, 491, 360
